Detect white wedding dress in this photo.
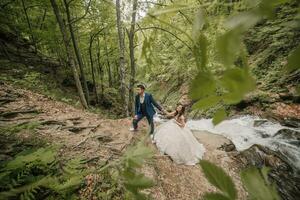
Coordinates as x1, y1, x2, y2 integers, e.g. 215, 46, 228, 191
154, 119, 205, 165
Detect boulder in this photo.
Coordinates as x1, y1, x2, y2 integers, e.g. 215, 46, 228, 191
237, 144, 300, 200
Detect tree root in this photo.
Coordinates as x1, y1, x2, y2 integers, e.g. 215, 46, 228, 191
0, 109, 39, 118
62, 125, 97, 133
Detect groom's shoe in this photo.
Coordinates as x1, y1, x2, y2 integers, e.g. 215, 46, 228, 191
150, 134, 155, 143
129, 127, 138, 132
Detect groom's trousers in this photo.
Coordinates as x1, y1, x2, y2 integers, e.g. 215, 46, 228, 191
132, 114, 154, 135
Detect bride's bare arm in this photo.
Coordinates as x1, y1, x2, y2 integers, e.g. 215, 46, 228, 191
175, 116, 185, 128
164, 110, 176, 117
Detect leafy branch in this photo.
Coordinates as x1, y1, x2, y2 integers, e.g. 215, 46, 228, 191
199, 160, 280, 200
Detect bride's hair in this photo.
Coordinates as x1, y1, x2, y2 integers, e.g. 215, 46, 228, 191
174, 103, 185, 117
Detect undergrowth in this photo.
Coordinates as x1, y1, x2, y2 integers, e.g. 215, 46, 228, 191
0, 121, 154, 200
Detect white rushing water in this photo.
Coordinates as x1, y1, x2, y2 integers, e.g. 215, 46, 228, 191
185, 115, 300, 169
154, 114, 300, 168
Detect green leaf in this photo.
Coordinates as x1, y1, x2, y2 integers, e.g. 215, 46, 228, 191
192, 9, 206, 39
225, 11, 261, 30
241, 167, 280, 200
261, 167, 271, 184
258, 0, 290, 18
220, 68, 256, 104
193, 34, 208, 70
124, 173, 154, 192
296, 85, 300, 95
216, 28, 244, 68
192, 95, 221, 110
203, 192, 231, 200
190, 71, 216, 100
285, 45, 300, 73
123, 142, 153, 168
200, 160, 237, 199
212, 108, 227, 125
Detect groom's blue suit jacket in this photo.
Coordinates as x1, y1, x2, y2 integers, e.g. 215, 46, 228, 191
135, 93, 162, 117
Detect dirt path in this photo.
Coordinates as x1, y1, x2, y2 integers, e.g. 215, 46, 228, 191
0, 83, 247, 199
139, 131, 247, 200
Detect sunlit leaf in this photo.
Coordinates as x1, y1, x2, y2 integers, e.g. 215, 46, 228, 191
241, 167, 280, 200
190, 71, 216, 100
261, 166, 271, 184
220, 68, 256, 104
258, 0, 290, 18
203, 192, 231, 200
225, 11, 261, 30
193, 34, 208, 69
123, 142, 153, 168
200, 160, 237, 199
296, 85, 300, 95
124, 173, 154, 191
120, 140, 154, 199
213, 108, 227, 125
216, 29, 242, 67
192, 9, 206, 40
285, 45, 300, 72
192, 95, 221, 110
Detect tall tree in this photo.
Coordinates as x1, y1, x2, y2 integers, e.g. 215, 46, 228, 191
115, 0, 127, 116
127, 0, 138, 115
63, 0, 90, 104
50, 0, 88, 109
21, 0, 37, 52
96, 37, 104, 98
89, 29, 104, 104
103, 29, 113, 87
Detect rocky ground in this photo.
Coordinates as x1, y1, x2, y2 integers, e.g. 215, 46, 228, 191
0, 82, 247, 199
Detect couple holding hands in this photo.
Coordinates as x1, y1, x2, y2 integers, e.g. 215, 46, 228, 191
130, 84, 205, 165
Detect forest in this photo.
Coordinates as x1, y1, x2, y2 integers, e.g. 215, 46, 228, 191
0, 0, 299, 199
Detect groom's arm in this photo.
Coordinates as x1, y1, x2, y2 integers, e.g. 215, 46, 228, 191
149, 94, 162, 111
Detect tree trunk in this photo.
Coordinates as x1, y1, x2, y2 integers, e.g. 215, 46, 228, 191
96, 38, 104, 98
21, 0, 37, 52
115, 0, 128, 116
114, 60, 120, 85
63, 0, 90, 104
89, 34, 99, 104
50, 0, 88, 109
103, 29, 113, 87
127, 0, 138, 115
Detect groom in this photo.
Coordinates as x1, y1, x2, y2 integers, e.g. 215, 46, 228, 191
131, 84, 163, 139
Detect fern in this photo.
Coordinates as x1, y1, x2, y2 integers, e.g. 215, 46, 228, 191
4, 147, 56, 171
118, 138, 154, 199
0, 121, 41, 136
0, 147, 87, 200
94, 138, 155, 200
50, 158, 87, 196
0, 176, 56, 200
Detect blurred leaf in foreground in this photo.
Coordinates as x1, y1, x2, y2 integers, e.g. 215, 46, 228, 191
285, 45, 300, 73
200, 160, 237, 199
241, 167, 280, 200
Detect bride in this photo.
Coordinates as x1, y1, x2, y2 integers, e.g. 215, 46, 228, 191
154, 103, 205, 165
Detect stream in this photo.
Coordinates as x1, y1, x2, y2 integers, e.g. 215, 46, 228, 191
155, 115, 300, 170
